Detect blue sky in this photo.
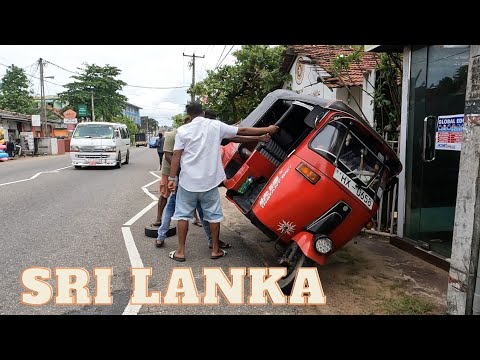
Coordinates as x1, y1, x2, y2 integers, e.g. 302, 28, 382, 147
0, 45, 239, 126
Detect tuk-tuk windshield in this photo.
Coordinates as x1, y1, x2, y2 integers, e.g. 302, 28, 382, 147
310, 119, 387, 190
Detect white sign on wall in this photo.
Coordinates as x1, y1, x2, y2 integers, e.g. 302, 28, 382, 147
435, 114, 464, 152
31, 115, 41, 127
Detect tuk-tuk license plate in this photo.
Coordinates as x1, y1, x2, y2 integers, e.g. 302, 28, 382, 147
333, 168, 373, 210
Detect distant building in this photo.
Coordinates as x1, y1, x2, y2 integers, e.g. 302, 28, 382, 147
123, 103, 142, 125
33, 95, 68, 111
1, 108, 67, 139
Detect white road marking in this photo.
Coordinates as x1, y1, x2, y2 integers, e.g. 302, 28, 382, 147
121, 227, 144, 267
121, 227, 144, 315
123, 201, 157, 226
121, 171, 162, 315
142, 187, 158, 201
0, 165, 73, 187
142, 178, 160, 189
149, 171, 161, 179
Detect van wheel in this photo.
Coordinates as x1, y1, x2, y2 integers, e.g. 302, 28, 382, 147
277, 242, 306, 295
125, 150, 129, 164
116, 152, 122, 168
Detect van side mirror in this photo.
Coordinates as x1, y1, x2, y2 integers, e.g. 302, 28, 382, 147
115, 130, 120, 138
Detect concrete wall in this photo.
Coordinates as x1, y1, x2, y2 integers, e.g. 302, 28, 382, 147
362, 71, 376, 126
447, 45, 480, 315
335, 86, 363, 120
397, 46, 412, 239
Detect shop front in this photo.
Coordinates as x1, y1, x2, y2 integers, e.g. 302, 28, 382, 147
367, 45, 471, 268
393, 45, 471, 267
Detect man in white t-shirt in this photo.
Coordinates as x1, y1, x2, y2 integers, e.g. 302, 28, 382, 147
167, 102, 279, 261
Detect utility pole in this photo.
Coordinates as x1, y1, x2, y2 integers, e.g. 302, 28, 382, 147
91, 89, 95, 121
183, 53, 204, 103
447, 45, 480, 315
39, 58, 48, 137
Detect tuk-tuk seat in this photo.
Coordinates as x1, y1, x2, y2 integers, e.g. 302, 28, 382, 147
256, 138, 288, 167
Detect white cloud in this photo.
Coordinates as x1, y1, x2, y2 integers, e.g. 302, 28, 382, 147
0, 45, 239, 126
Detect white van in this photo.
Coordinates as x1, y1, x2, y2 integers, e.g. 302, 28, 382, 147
70, 122, 131, 169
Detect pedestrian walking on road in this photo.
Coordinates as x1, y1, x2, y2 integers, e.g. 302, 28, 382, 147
155, 132, 165, 169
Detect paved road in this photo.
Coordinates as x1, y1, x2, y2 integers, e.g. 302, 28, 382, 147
0, 149, 305, 315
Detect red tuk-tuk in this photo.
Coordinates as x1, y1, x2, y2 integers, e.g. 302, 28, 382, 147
221, 90, 402, 291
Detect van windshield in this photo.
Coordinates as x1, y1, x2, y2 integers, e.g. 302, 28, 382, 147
73, 125, 114, 139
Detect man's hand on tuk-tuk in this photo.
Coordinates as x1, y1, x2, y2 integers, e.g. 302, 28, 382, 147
259, 133, 271, 142
267, 125, 280, 134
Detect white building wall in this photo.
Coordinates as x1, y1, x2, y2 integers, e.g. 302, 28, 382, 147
284, 56, 374, 125
362, 71, 376, 126
284, 56, 336, 101
335, 86, 363, 118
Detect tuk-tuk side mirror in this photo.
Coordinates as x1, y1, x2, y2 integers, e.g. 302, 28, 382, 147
423, 116, 437, 162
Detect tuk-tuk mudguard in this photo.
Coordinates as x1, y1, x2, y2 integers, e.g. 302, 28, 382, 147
291, 232, 327, 265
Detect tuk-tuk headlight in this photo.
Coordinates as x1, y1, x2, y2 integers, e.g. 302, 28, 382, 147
314, 235, 333, 254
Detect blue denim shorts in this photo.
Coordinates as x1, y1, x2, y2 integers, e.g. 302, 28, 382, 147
172, 185, 224, 223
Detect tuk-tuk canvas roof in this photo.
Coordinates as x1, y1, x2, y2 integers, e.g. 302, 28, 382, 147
240, 90, 402, 175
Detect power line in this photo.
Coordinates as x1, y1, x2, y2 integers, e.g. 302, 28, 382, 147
44, 59, 77, 74
44, 59, 189, 90
24, 62, 40, 91
125, 84, 188, 90
217, 45, 235, 68
0, 61, 64, 89
199, 45, 212, 79
215, 45, 227, 69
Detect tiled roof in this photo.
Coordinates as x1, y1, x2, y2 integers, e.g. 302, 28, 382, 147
287, 45, 378, 88
0, 109, 30, 120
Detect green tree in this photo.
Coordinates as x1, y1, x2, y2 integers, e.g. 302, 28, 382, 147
0, 65, 36, 114
141, 117, 159, 133
190, 45, 290, 124
112, 115, 138, 136
58, 63, 127, 121
330, 46, 402, 134
171, 113, 186, 128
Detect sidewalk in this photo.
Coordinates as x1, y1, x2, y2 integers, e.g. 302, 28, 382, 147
221, 189, 448, 315
0, 153, 69, 164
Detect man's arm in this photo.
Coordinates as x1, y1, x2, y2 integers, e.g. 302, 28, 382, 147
230, 133, 271, 143
167, 149, 183, 191
236, 125, 279, 136
164, 151, 173, 165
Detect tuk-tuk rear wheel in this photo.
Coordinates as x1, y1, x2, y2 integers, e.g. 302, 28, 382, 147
277, 242, 306, 295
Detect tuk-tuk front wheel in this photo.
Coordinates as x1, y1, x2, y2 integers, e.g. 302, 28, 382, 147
277, 242, 306, 295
